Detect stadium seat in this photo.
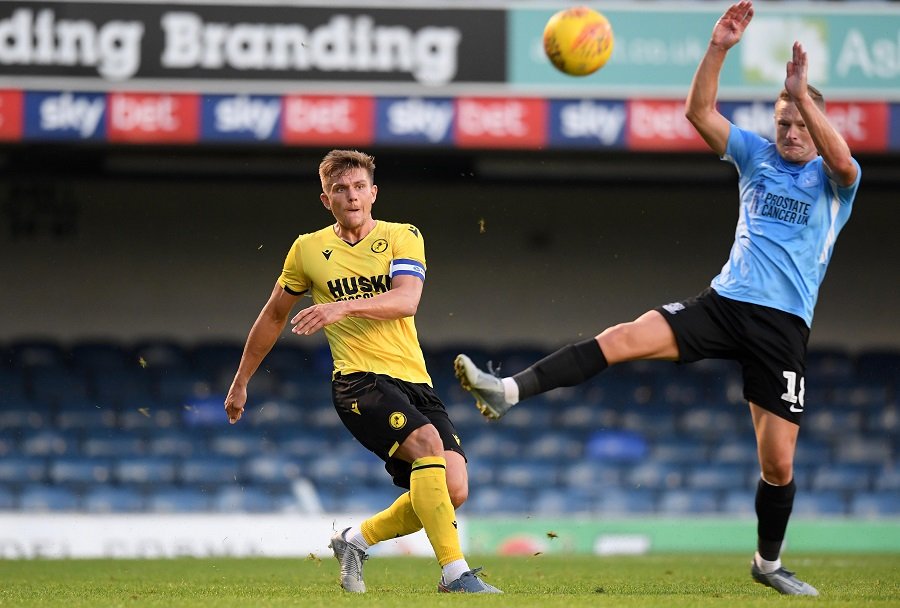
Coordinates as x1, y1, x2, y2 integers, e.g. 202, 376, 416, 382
679, 408, 740, 440
792, 491, 847, 516
90, 368, 154, 407
82, 430, 145, 458
115, 457, 178, 485
0, 485, 16, 510
561, 461, 625, 490
147, 487, 211, 513
208, 429, 272, 458
554, 402, 619, 431
242, 454, 304, 486
29, 367, 89, 406
0, 368, 29, 403
19, 484, 79, 511
71, 340, 132, 373
257, 344, 315, 377
874, 467, 900, 492
584, 430, 647, 463
245, 400, 303, 428
147, 429, 203, 458
275, 430, 332, 460
811, 463, 874, 493
54, 396, 117, 430
685, 463, 752, 491
49, 457, 113, 486
855, 349, 900, 383
625, 461, 685, 491
180, 457, 242, 486
212, 486, 278, 513
835, 438, 892, 466
131, 339, 191, 371
849, 491, 900, 518
495, 460, 561, 489
720, 489, 757, 515
793, 440, 833, 467
619, 411, 677, 440
711, 439, 759, 465
0, 457, 47, 484
465, 486, 532, 515
339, 486, 405, 514
594, 487, 657, 515
531, 487, 595, 515
10, 338, 67, 369
650, 439, 709, 465
805, 347, 855, 383
0, 401, 51, 431
82, 486, 144, 513
463, 429, 523, 460
190, 341, 244, 380
20, 429, 78, 457
657, 489, 720, 515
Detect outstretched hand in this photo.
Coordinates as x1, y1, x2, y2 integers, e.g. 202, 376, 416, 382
224, 383, 247, 424
785, 41, 809, 102
711, 1, 754, 51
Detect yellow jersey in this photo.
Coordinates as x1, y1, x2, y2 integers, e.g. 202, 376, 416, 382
278, 220, 432, 385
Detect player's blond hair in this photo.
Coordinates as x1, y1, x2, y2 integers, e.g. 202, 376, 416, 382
318, 150, 376, 190
778, 84, 826, 111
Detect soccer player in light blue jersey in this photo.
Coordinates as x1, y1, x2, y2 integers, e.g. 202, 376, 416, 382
454, 1, 858, 596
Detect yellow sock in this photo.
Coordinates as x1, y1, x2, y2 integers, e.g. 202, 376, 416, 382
360, 492, 422, 545
409, 456, 464, 566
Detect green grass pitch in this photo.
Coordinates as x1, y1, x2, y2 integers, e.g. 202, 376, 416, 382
2, 554, 899, 607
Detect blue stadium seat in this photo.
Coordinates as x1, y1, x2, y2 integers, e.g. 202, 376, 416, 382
594, 488, 657, 515
805, 347, 855, 384
0, 457, 47, 484
243, 455, 303, 486
584, 430, 647, 463
835, 438, 892, 466
650, 439, 709, 464
212, 486, 278, 513
720, 489, 757, 515
553, 403, 619, 431
0, 485, 16, 510
258, 344, 315, 377
625, 462, 685, 491
245, 400, 303, 428
495, 399, 554, 430
131, 339, 191, 371
830, 379, 891, 410
305, 453, 377, 487
0, 368, 28, 403
54, 396, 117, 430
0, 401, 51, 431
82, 430, 145, 458
147, 487, 211, 512
49, 457, 113, 486
531, 487, 595, 515
849, 491, 900, 517
561, 461, 625, 489
679, 408, 740, 440
10, 339, 67, 369
855, 349, 900, 383
711, 439, 759, 465
180, 457, 242, 486
793, 440, 833, 467
90, 368, 154, 407
657, 489, 720, 515
685, 463, 752, 491
21, 429, 78, 457
71, 340, 131, 373
339, 486, 405, 514
465, 486, 532, 515
527, 432, 584, 461
874, 467, 900, 491
115, 457, 178, 485
496, 460, 561, 489
208, 429, 272, 458
19, 484, 79, 511
191, 341, 244, 380
792, 491, 847, 516
116, 399, 183, 430
275, 430, 331, 460
155, 369, 212, 405
811, 463, 874, 493
82, 486, 145, 513
619, 411, 677, 440
147, 429, 203, 458
462, 430, 522, 460
29, 367, 89, 405
466, 457, 500, 487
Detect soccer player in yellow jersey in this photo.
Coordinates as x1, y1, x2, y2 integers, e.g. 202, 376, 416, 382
224, 149, 500, 594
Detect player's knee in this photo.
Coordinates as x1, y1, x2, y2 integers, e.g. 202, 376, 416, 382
399, 424, 444, 460
760, 460, 793, 486
448, 482, 468, 508
598, 322, 636, 362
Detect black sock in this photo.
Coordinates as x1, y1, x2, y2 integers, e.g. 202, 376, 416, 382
755, 477, 796, 561
512, 338, 608, 401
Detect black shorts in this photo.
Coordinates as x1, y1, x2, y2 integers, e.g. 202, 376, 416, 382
656, 287, 811, 424
332, 372, 465, 489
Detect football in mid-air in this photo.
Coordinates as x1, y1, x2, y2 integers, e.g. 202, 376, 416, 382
543, 6, 614, 76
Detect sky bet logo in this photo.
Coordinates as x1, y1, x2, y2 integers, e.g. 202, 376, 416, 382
327, 275, 391, 301
377, 97, 454, 145
202, 95, 281, 142
24, 91, 106, 140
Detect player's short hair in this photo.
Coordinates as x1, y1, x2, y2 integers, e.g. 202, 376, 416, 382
777, 85, 826, 111
319, 150, 376, 190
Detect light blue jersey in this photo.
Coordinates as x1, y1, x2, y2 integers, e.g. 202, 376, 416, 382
711, 124, 861, 327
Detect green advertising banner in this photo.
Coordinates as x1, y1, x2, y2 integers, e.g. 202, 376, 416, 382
509, 4, 900, 100
466, 517, 900, 555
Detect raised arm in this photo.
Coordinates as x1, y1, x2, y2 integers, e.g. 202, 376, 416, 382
225, 283, 300, 423
785, 42, 858, 187
685, 1, 754, 156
